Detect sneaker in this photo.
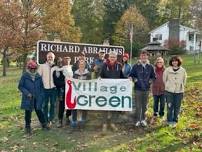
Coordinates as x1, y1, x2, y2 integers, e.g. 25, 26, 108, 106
102, 124, 107, 132
110, 123, 118, 131
57, 120, 63, 128
141, 120, 147, 127
135, 121, 141, 127
25, 127, 31, 135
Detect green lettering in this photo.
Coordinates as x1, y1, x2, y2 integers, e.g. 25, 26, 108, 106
109, 96, 120, 107
96, 96, 107, 107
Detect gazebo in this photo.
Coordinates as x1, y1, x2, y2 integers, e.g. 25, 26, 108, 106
141, 40, 169, 57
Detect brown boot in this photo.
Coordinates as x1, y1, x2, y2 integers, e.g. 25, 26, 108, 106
57, 120, 63, 128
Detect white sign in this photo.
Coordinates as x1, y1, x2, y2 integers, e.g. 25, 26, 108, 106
65, 79, 132, 111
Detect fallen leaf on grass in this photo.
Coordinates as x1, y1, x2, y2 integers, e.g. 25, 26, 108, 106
0, 137, 9, 143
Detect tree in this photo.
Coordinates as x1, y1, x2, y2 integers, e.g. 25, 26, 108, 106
0, 1, 21, 76
158, 0, 192, 25
102, 0, 131, 44
72, 0, 104, 43
112, 5, 149, 56
190, 0, 202, 31
39, 0, 81, 42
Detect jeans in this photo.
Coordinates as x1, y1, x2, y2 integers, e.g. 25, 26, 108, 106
25, 99, 46, 128
57, 88, 71, 121
165, 91, 183, 123
153, 94, 165, 117
71, 110, 87, 123
135, 90, 149, 121
43, 88, 57, 122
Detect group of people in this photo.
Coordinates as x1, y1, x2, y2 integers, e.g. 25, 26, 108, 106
18, 49, 187, 135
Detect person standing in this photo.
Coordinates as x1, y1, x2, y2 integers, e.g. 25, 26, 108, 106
100, 51, 125, 132
122, 53, 131, 78
38, 52, 57, 126
150, 57, 165, 124
92, 50, 106, 78
18, 60, 49, 135
163, 56, 187, 127
129, 50, 156, 127
71, 60, 91, 128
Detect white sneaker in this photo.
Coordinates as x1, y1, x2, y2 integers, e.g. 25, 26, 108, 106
141, 120, 147, 127
135, 121, 141, 127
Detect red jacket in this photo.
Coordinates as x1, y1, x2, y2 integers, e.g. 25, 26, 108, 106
152, 67, 165, 95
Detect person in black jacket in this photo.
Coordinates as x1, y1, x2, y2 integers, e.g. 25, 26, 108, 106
100, 51, 124, 132
53, 57, 71, 127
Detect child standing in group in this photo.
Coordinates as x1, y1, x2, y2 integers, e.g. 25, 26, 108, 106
151, 57, 165, 124
71, 60, 91, 128
163, 56, 187, 127
18, 60, 49, 135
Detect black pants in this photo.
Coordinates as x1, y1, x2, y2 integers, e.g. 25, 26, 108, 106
58, 99, 71, 120
57, 87, 71, 121
25, 99, 46, 128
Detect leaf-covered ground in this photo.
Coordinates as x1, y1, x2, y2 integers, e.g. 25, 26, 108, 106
0, 55, 201, 152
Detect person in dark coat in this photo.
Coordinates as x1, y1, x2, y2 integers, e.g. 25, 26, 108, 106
122, 53, 131, 78
92, 50, 106, 78
18, 60, 49, 135
129, 50, 156, 127
53, 57, 72, 128
100, 51, 125, 132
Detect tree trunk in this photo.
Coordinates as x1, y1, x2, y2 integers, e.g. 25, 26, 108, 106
2, 47, 8, 77
22, 52, 28, 73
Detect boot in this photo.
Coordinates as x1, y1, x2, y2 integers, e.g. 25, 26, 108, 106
25, 127, 31, 135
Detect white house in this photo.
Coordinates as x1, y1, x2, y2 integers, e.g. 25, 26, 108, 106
149, 20, 202, 53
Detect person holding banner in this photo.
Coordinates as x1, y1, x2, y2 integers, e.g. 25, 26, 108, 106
53, 57, 73, 128
129, 50, 156, 127
92, 50, 106, 78
100, 51, 125, 132
71, 60, 91, 128
38, 52, 57, 126
18, 60, 50, 135
122, 53, 131, 78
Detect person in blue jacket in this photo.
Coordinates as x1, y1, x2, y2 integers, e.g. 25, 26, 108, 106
129, 50, 156, 127
18, 60, 49, 135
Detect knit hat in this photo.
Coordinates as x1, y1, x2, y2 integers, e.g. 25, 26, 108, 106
123, 53, 129, 59
27, 60, 37, 69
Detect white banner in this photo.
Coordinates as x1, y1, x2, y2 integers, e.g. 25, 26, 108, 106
65, 79, 132, 111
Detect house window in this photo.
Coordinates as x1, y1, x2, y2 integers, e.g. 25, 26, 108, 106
155, 34, 162, 40
189, 34, 194, 41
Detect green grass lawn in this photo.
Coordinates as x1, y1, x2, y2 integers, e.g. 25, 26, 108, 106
0, 55, 202, 152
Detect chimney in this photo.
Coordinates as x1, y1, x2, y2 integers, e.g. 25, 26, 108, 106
168, 19, 180, 42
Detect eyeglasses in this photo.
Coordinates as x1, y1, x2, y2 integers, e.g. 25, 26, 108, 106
157, 62, 163, 63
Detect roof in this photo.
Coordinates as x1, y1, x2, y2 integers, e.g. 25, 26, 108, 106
149, 21, 200, 34
141, 41, 170, 52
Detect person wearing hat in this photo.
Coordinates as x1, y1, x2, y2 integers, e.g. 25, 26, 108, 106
122, 53, 131, 78
92, 49, 106, 78
18, 60, 49, 135
72, 51, 91, 73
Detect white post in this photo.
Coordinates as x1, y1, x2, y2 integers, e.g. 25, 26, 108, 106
193, 32, 196, 51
